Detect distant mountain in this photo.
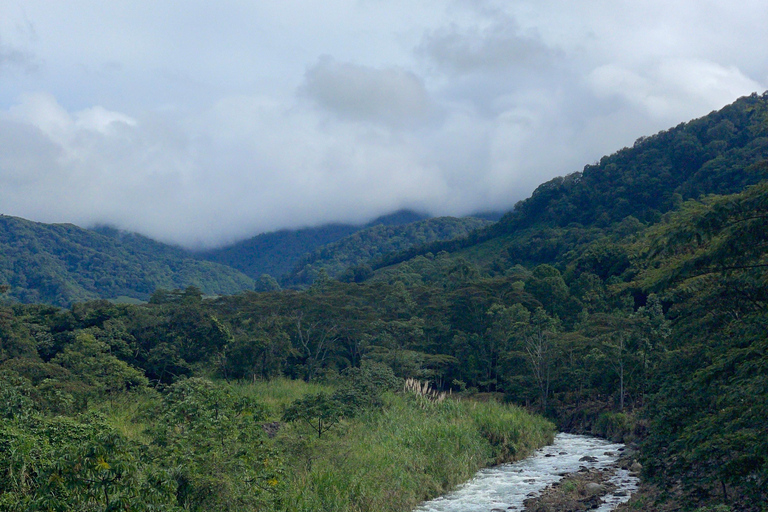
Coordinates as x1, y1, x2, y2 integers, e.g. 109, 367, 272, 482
373, 91, 768, 272
282, 216, 494, 286
0, 217, 254, 307
198, 209, 430, 280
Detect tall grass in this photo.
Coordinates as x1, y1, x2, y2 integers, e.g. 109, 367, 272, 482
465, 399, 554, 464
92, 389, 160, 443
95, 379, 554, 512
237, 377, 334, 419
275, 391, 555, 512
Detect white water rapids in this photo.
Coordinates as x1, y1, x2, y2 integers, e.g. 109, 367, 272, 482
414, 433, 639, 512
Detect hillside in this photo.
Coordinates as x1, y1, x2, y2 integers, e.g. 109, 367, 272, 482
199, 210, 429, 280
282, 216, 493, 287
373, 92, 768, 273
0, 217, 255, 306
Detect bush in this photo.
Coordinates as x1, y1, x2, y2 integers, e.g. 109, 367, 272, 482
594, 411, 633, 442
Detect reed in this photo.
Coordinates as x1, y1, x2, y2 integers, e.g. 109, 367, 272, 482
403, 378, 449, 404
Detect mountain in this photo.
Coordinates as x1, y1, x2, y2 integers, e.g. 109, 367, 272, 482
198, 209, 430, 280
372, 91, 768, 273
282, 216, 494, 286
0, 217, 254, 306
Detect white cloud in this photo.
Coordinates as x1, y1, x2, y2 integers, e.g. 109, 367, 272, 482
301, 56, 438, 128
587, 59, 764, 121
0, 1, 766, 248
417, 16, 561, 77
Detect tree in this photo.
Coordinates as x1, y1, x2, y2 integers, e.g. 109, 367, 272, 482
151, 378, 282, 511
282, 392, 346, 438
517, 308, 558, 412
292, 311, 338, 381
50, 333, 148, 404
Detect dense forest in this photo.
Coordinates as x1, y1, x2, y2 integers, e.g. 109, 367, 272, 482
1, 92, 768, 511
282, 216, 492, 287
198, 210, 431, 281
0, 209, 491, 306
0, 218, 255, 307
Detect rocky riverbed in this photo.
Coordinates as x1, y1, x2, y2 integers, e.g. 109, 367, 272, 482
415, 433, 640, 512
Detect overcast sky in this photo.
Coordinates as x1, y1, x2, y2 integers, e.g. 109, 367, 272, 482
0, 1, 766, 248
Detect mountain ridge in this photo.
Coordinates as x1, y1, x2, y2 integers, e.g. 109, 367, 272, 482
0, 215, 255, 306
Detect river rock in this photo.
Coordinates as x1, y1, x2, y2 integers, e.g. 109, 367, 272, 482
584, 482, 604, 495
630, 461, 643, 473
416, 433, 637, 512
579, 455, 598, 462
579, 494, 601, 509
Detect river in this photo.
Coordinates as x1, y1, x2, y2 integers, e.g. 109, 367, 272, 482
414, 433, 639, 512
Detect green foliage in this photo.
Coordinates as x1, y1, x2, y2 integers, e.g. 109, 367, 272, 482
334, 361, 401, 411
285, 216, 492, 286
51, 332, 149, 401
150, 378, 282, 511
0, 370, 35, 420
277, 392, 553, 512
2, 92, 768, 511
632, 184, 768, 510
593, 411, 633, 442
200, 210, 431, 282
199, 224, 361, 280
0, 216, 254, 306
282, 392, 346, 438
0, 414, 178, 512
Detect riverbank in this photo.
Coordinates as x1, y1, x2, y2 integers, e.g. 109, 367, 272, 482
414, 433, 637, 512
521, 447, 641, 512
0, 375, 555, 511
270, 383, 555, 511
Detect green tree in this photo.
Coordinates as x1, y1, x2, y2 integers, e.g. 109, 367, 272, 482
282, 392, 346, 438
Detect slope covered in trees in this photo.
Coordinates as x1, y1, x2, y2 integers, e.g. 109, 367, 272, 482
0, 217, 255, 306
199, 210, 429, 280
374, 91, 768, 272
282, 216, 493, 287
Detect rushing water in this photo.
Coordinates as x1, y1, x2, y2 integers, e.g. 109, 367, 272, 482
414, 433, 639, 512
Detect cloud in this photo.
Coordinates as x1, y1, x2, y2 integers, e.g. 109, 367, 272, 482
0, 39, 37, 74
0, 1, 766, 249
587, 60, 763, 121
301, 56, 438, 128
417, 17, 561, 77
0, 93, 452, 249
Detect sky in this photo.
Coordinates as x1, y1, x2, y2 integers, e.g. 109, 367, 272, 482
0, 1, 766, 249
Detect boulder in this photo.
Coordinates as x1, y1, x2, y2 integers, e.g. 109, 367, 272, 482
584, 482, 604, 495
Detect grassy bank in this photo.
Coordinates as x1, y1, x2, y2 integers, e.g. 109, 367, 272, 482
10, 377, 553, 512
252, 379, 555, 512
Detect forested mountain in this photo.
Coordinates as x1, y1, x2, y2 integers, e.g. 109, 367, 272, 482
374, 91, 768, 272
0, 217, 254, 306
1, 93, 767, 511
282, 216, 493, 287
199, 209, 429, 280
